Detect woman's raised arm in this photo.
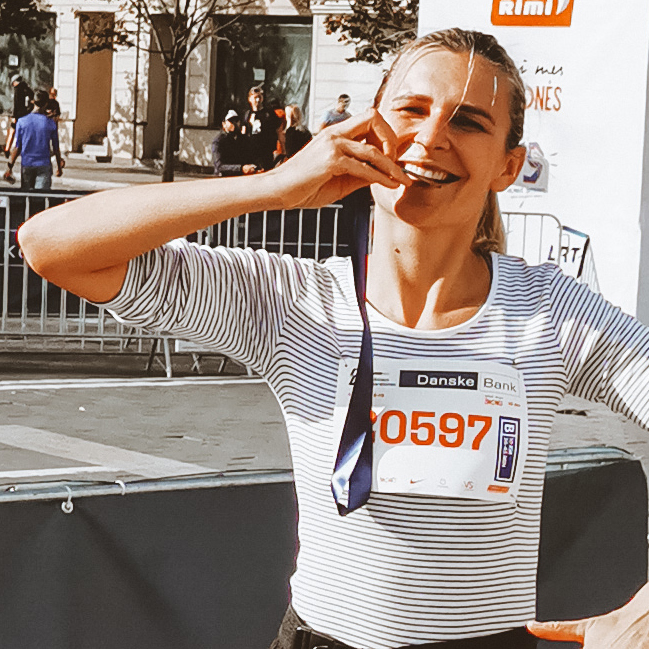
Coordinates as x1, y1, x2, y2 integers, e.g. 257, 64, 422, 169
17, 109, 410, 304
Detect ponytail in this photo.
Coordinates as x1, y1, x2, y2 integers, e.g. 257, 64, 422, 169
472, 191, 505, 256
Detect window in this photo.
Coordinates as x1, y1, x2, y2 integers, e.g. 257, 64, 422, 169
0, 14, 55, 116
211, 16, 312, 126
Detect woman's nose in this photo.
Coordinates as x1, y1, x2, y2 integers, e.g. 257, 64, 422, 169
414, 110, 451, 150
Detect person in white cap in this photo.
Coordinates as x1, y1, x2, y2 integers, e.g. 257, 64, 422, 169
211, 109, 257, 177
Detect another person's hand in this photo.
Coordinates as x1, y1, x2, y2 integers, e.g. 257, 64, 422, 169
56, 159, 65, 177
268, 108, 412, 210
242, 164, 257, 175
527, 582, 649, 647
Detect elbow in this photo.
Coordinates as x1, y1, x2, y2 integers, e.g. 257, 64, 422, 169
17, 217, 63, 282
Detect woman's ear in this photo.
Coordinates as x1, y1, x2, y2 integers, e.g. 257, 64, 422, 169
491, 145, 526, 192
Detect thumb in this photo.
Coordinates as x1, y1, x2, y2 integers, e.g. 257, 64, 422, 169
526, 619, 587, 643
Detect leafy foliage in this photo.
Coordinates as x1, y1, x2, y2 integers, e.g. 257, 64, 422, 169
324, 0, 418, 65
78, 0, 257, 70
0, 0, 51, 39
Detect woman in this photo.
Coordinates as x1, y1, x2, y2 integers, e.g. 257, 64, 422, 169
284, 104, 313, 158
17, 28, 649, 649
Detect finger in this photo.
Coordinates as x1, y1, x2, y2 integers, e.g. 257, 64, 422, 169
332, 108, 398, 159
526, 619, 587, 643
366, 110, 398, 161
332, 108, 380, 140
340, 139, 411, 186
337, 157, 402, 190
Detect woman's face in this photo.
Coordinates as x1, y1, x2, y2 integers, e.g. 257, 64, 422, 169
373, 48, 524, 231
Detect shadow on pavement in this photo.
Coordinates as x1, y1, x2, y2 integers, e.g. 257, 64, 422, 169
0, 351, 248, 379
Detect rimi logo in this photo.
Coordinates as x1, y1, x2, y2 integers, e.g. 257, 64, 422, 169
491, 0, 575, 26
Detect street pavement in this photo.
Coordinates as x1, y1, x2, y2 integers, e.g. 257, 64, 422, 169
5, 154, 209, 192
0, 350, 647, 493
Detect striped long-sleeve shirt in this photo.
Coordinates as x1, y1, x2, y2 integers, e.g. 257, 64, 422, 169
105, 240, 649, 647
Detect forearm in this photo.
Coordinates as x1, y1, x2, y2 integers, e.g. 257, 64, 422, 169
18, 171, 285, 298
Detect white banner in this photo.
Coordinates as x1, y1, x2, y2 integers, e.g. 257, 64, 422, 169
418, 0, 649, 316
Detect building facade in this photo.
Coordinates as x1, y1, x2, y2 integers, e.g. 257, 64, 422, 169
2, 0, 387, 168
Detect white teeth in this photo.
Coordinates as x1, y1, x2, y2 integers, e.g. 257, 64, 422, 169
403, 163, 450, 181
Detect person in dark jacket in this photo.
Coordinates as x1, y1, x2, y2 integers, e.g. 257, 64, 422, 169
4, 75, 34, 157
284, 104, 312, 159
241, 86, 282, 171
46, 87, 62, 124
211, 110, 257, 177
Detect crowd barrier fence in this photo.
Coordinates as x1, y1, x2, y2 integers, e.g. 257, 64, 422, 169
0, 188, 595, 374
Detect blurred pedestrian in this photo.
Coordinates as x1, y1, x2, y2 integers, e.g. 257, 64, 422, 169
284, 104, 312, 159
211, 109, 257, 177
46, 87, 61, 123
6, 89, 64, 190
271, 102, 287, 167
319, 93, 351, 131
4, 74, 34, 157
242, 86, 282, 171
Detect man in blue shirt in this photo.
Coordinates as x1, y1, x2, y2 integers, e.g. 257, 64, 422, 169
319, 94, 351, 132
6, 90, 64, 190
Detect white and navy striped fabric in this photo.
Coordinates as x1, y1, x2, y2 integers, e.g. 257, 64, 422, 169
104, 239, 649, 647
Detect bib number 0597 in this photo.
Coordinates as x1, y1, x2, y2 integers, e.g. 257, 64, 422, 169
371, 410, 492, 450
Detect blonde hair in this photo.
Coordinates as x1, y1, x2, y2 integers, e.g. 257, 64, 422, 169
285, 104, 303, 129
374, 28, 525, 256
474, 191, 505, 255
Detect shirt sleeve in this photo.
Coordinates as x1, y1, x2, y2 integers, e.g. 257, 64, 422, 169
102, 240, 315, 373
550, 269, 649, 429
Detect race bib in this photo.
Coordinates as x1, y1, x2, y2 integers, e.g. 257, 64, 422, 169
333, 358, 529, 503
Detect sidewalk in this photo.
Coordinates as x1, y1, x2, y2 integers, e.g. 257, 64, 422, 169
5, 155, 210, 192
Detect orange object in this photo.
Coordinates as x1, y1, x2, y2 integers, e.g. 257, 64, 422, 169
491, 0, 575, 27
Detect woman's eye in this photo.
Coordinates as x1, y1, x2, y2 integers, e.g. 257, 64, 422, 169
451, 114, 487, 132
395, 105, 426, 116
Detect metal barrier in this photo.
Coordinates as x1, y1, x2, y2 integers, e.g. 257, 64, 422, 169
503, 211, 564, 266
0, 189, 174, 369
0, 188, 347, 376
0, 188, 595, 374
504, 211, 600, 292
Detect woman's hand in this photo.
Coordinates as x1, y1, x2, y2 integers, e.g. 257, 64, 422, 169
527, 582, 649, 647
269, 108, 412, 209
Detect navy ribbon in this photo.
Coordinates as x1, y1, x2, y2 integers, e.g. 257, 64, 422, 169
331, 190, 374, 516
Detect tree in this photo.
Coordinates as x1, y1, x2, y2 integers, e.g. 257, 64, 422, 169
0, 0, 51, 39
324, 0, 418, 65
82, 0, 256, 182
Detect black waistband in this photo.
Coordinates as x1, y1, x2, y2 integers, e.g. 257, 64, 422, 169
279, 605, 537, 649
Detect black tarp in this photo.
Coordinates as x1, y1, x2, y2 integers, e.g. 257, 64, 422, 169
0, 448, 646, 649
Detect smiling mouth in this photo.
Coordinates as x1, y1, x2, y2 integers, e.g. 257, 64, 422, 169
402, 163, 461, 186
